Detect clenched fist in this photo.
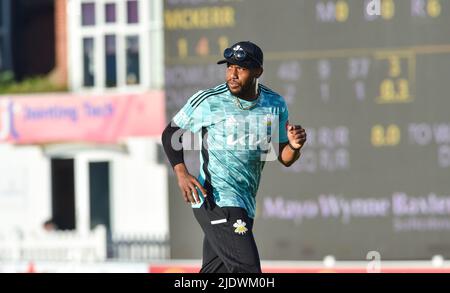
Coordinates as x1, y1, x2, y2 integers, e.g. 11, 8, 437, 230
287, 124, 307, 150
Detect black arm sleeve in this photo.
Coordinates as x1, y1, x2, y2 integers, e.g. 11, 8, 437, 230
161, 121, 186, 168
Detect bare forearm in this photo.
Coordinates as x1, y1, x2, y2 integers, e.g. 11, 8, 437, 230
280, 144, 301, 167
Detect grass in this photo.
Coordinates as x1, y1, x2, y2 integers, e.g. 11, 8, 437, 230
0, 71, 67, 95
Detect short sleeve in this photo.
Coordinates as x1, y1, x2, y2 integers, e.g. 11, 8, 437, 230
278, 100, 289, 143
173, 90, 212, 133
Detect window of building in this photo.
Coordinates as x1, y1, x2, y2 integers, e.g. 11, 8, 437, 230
69, 0, 163, 91
127, 0, 139, 24
83, 37, 95, 87
82, 2, 96, 26
105, 35, 117, 87
126, 36, 140, 85
105, 3, 116, 23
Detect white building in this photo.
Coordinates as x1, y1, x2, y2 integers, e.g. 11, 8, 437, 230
0, 0, 169, 262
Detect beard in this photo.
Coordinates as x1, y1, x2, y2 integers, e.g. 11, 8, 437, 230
227, 80, 256, 99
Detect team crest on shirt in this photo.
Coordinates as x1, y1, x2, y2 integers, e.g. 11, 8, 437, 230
233, 219, 248, 235
264, 114, 273, 127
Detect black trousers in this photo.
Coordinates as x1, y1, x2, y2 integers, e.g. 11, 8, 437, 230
193, 197, 261, 273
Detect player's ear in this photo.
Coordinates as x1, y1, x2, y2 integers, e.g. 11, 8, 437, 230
254, 67, 263, 78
